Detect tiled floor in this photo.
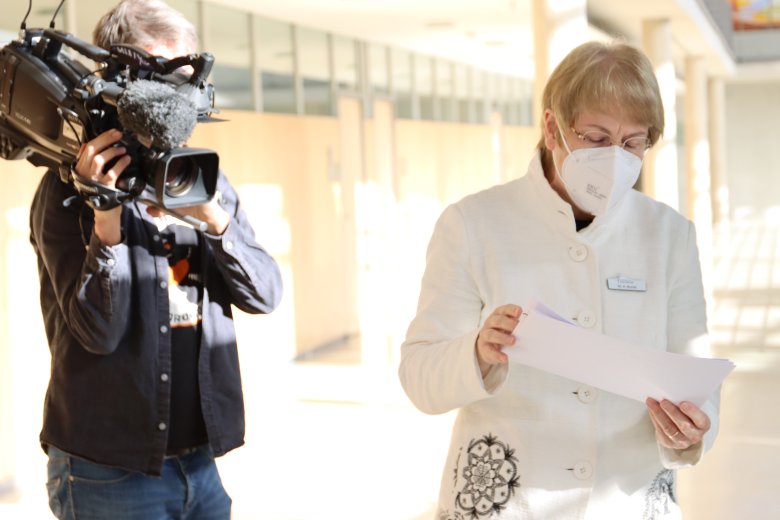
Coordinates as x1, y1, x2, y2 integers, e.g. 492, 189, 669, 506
1, 214, 778, 519
677, 214, 780, 519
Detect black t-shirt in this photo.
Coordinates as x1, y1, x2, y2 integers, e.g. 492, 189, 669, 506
158, 218, 208, 452
575, 218, 594, 232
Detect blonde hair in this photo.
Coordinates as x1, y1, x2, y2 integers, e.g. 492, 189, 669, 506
92, 0, 197, 53
537, 41, 664, 153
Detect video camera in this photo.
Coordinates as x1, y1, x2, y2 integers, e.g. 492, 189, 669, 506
0, 8, 219, 215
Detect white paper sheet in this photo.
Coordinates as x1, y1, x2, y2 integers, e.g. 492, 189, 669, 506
506, 301, 735, 406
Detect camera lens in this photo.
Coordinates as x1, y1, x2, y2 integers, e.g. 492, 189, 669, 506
164, 156, 198, 197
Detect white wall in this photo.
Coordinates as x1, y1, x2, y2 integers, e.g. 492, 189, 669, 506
725, 81, 780, 218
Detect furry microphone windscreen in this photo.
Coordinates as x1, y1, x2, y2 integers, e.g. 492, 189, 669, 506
117, 80, 197, 150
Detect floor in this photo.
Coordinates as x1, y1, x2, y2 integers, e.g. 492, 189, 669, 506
676, 212, 780, 518
1, 212, 779, 519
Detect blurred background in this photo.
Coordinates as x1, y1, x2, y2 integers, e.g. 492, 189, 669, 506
1, 0, 779, 518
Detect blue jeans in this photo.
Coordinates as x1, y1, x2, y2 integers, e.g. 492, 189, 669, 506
45, 445, 231, 519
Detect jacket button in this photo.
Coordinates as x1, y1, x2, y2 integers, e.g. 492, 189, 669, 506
160, 325, 168, 334
158, 422, 167, 431
568, 245, 588, 262
576, 385, 597, 404
160, 281, 168, 289
572, 461, 593, 480
160, 373, 169, 382
225, 240, 234, 251
576, 310, 596, 328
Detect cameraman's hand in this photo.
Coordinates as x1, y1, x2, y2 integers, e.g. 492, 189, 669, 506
75, 129, 130, 246
146, 199, 230, 236
75, 129, 130, 188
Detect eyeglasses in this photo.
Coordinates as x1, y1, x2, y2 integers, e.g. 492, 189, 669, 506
570, 127, 651, 156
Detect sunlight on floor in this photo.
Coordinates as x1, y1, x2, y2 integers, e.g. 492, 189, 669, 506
3, 211, 780, 519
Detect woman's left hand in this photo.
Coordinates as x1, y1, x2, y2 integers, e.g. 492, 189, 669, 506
646, 398, 711, 450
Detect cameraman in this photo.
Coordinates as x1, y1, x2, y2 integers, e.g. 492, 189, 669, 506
29, 1, 282, 518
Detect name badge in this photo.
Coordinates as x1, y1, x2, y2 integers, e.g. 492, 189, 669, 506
607, 276, 646, 292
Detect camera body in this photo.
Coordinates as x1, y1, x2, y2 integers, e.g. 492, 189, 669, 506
0, 27, 219, 210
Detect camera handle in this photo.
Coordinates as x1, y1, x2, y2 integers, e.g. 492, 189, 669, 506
138, 198, 208, 232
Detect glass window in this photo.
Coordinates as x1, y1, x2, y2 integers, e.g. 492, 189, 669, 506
500, 76, 515, 125
202, 4, 252, 110
436, 59, 453, 122
73, 0, 116, 42
454, 64, 471, 124
472, 69, 487, 124
254, 17, 295, 114
484, 72, 499, 116
392, 48, 412, 119
333, 35, 357, 92
498, 75, 513, 125
518, 78, 533, 125
298, 26, 332, 116
368, 44, 389, 95
166, 0, 199, 34
416, 55, 434, 121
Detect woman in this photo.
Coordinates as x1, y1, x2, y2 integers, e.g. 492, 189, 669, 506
399, 41, 719, 519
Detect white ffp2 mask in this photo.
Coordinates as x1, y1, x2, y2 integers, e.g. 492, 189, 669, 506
554, 129, 643, 216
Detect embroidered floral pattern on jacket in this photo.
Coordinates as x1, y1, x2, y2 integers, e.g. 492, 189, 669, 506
455, 434, 519, 518
644, 469, 677, 519
438, 510, 465, 520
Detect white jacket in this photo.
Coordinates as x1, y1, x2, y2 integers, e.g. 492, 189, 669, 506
399, 153, 719, 520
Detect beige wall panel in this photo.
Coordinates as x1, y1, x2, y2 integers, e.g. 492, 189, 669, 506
191, 110, 354, 356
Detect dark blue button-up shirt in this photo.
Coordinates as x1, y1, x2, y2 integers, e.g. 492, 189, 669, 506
30, 170, 282, 476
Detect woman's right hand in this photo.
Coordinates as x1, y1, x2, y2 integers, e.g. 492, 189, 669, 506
476, 304, 522, 378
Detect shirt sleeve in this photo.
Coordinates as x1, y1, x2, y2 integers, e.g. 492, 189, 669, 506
398, 203, 508, 415
202, 172, 282, 315
29, 171, 132, 355
660, 219, 720, 468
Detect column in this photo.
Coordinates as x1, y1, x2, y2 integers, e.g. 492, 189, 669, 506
684, 56, 714, 306
642, 19, 680, 211
708, 78, 730, 226
531, 0, 588, 127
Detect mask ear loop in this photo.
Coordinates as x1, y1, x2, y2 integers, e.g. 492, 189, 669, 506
551, 116, 575, 193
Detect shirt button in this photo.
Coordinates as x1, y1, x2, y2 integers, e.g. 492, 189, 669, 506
107, 258, 115, 266
160, 325, 168, 334
576, 385, 597, 404
577, 310, 597, 328
160, 373, 169, 382
160, 281, 168, 289
568, 245, 588, 262
572, 461, 593, 480
158, 422, 167, 431
153, 235, 161, 242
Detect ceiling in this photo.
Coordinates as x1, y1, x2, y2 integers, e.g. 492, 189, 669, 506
0, 0, 739, 80
207, 0, 737, 79
214, 0, 537, 77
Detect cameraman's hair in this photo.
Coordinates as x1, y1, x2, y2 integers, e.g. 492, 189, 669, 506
93, 0, 197, 54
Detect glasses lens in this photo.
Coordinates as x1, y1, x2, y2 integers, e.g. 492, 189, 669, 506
623, 136, 650, 154
579, 130, 612, 147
